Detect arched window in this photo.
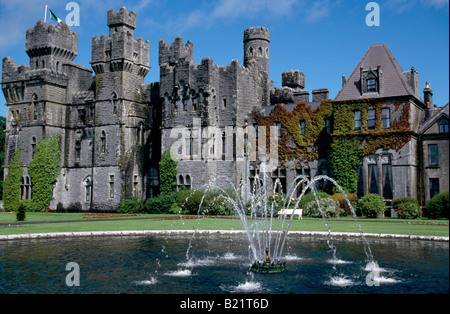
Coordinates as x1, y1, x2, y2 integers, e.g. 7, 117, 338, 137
31, 94, 38, 120
31, 137, 36, 159
111, 92, 119, 115
84, 176, 92, 203
56, 61, 60, 73
100, 131, 106, 154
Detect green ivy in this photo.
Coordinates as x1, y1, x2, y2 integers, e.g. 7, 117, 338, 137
28, 134, 62, 212
159, 150, 178, 195
329, 136, 362, 194
2, 146, 23, 212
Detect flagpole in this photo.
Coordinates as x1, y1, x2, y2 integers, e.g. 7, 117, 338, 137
44, 4, 47, 23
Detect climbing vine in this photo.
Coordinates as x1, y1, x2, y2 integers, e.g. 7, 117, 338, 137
253, 98, 413, 193
160, 150, 178, 195
2, 146, 23, 212
28, 134, 62, 212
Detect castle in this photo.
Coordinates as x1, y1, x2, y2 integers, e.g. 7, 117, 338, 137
2, 7, 448, 212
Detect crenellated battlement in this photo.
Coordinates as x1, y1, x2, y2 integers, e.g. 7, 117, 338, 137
26, 20, 78, 63
282, 70, 305, 89
107, 7, 136, 37
244, 26, 270, 43
159, 37, 194, 66
91, 7, 149, 76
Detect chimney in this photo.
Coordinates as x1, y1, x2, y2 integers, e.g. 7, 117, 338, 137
423, 81, 433, 108
424, 82, 434, 119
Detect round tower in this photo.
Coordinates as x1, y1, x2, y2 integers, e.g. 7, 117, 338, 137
243, 26, 270, 75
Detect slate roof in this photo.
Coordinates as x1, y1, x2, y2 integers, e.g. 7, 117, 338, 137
335, 43, 419, 101
418, 103, 450, 134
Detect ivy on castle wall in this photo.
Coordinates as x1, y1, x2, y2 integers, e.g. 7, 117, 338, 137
253, 98, 413, 193
253, 101, 333, 162
2, 146, 23, 212
28, 135, 62, 212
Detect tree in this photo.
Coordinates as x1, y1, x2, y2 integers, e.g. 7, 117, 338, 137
3, 146, 23, 211
159, 150, 178, 195
28, 134, 62, 211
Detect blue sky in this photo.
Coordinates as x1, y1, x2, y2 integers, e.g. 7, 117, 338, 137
0, 0, 448, 118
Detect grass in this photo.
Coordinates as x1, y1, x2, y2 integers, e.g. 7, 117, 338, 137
0, 212, 448, 237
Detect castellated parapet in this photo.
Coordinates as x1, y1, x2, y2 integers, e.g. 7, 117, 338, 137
282, 70, 305, 89
107, 6, 137, 36
159, 37, 194, 66
91, 7, 149, 78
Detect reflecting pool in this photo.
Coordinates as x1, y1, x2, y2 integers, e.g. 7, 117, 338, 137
0, 235, 448, 294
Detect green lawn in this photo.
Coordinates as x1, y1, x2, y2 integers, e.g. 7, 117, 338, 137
0, 212, 448, 237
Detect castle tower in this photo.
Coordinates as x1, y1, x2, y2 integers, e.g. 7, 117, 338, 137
243, 27, 270, 76
26, 20, 78, 72
90, 7, 150, 95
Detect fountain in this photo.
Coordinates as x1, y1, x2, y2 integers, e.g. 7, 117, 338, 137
181, 165, 376, 277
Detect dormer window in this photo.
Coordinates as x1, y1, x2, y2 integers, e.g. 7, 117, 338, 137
361, 65, 382, 95
439, 119, 449, 134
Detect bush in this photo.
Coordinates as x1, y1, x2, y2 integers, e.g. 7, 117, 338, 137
119, 197, 145, 214
203, 190, 238, 216
176, 190, 210, 215
330, 192, 358, 216
298, 191, 330, 209
358, 194, 386, 218
397, 202, 422, 219
392, 197, 419, 211
144, 193, 177, 214
424, 190, 449, 219
303, 197, 343, 218
16, 202, 26, 221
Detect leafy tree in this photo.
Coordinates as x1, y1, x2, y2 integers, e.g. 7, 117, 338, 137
3, 146, 23, 211
28, 135, 62, 212
159, 150, 178, 195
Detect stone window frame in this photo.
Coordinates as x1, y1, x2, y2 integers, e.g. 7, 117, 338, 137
31, 93, 38, 121
177, 174, 192, 191
109, 174, 115, 199
100, 130, 107, 154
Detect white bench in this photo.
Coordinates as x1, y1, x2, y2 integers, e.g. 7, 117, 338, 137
277, 208, 303, 220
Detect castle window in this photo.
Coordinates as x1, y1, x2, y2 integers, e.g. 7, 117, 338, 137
21, 176, 32, 200
439, 119, 449, 134
175, 100, 181, 113
56, 61, 60, 73
183, 99, 188, 111
354, 111, 361, 130
192, 98, 198, 111
101, 131, 106, 154
428, 144, 438, 166
109, 175, 115, 199
31, 94, 38, 121
300, 120, 306, 135
382, 108, 391, 128
31, 137, 36, 159
111, 92, 119, 115
42, 60, 45, 68
368, 108, 376, 130
84, 177, 92, 203
295, 165, 311, 198
75, 140, 81, 163
429, 178, 440, 199
276, 122, 282, 137
78, 109, 86, 124
325, 119, 331, 134
223, 98, 227, 108
133, 175, 139, 196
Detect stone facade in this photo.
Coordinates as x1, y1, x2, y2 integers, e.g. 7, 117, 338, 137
2, 7, 448, 212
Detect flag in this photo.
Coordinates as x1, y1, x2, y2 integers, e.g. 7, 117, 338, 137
49, 9, 62, 23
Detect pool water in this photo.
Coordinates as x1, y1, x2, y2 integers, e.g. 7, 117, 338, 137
0, 235, 448, 294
